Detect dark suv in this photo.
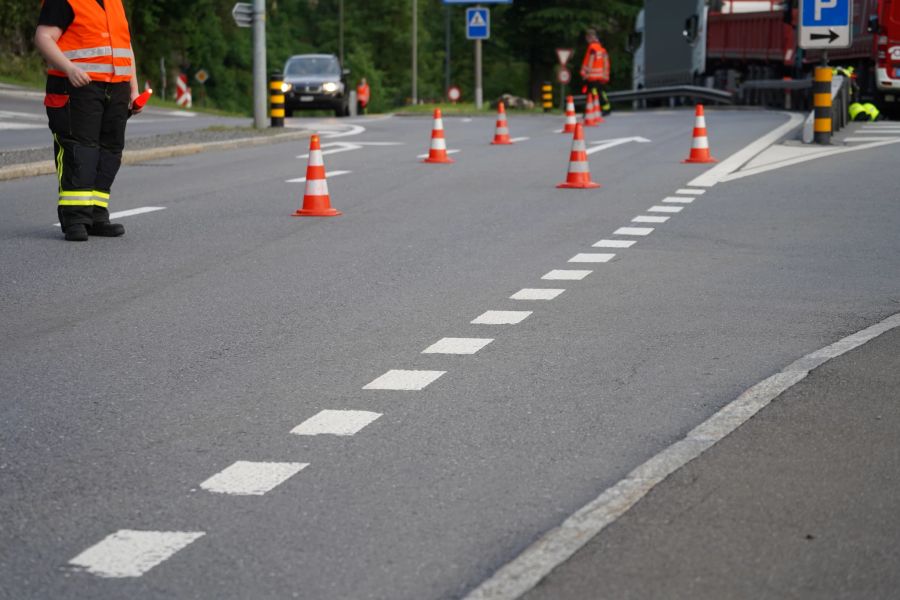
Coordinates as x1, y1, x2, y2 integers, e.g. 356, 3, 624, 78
282, 54, 350, 117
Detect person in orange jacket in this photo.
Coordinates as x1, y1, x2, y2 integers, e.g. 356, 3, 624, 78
356, 78, 370, 115
580, 29, 612, 115
34, 0, 141, 241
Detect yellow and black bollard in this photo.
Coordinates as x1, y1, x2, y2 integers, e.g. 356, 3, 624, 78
813, 67, 832, 145
270, 73, 286, 128
542, 82, 553, 113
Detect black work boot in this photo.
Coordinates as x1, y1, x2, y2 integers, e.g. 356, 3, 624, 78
64, 223, 89, 242
87, 222, 125, 237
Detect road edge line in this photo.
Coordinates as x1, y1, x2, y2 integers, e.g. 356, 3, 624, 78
0, 131, 312, 182
462, 311, 900, 600
687, 111, 804, 188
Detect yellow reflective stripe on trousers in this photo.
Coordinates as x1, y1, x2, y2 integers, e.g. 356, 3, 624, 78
92, 190, 110, 208
53, 134, 64, 192
59, 191, 96, 207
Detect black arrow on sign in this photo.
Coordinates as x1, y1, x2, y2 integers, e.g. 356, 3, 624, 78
810, 29, 840, 43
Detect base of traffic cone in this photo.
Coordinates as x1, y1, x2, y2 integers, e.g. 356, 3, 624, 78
423, 155, 454, 164
491, 139, 512, 145
681, 156, 717, 164
292, 196, 342, 217
557, 180, 601, 189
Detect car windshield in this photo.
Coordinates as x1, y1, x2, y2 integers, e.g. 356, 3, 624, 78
285, 57, 341, 77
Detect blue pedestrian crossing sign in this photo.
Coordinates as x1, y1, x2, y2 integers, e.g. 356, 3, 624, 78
466, 8, 490, 40
799, 0, 852, 49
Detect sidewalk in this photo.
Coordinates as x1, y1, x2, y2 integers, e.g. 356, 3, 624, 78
523, 326, 900, 600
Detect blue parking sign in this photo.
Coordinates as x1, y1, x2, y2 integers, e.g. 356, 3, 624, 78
466, 7, 490, 40
799, 0, 852, 49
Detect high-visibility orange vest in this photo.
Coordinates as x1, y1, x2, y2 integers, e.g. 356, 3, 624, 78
580, 41, 610, 84
357, 81, 370, 107
46, 0, 134, 83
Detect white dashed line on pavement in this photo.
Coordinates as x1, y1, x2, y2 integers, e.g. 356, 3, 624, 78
542, 270, 592, 281
675, 189, 705, 195
200, 461, 308, 496
53, 206, 166, 227
593, 239, 635, 248
69, 530, 205, 578
423, 337, 494, 355
648, 205, 683, 213
663, 196, 694, 203
633, 216, 669, 223
363, 369, 446, 391
286, 170, 351, 183
511, 289, 565, 300
568, 253, 615, 263
471, 311, 532, 325
614, 227, 654, 236
291, 410, 382, 436
509, 137, 530, 143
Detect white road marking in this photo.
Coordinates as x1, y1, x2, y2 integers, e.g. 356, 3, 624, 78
286, 170, 351, 183
423, 337, 494, 355
542, 270, 592, 281
462, 310, 900, 600
53, 206, 166, 227
471, 311, 532, 325
844, 136, 900, 142
417, 149, 461, 159
318, 123, 366, 138
69, 530, 205, 578
858, 127, 900, 132
663, 196, 694, 204
508, 137, 530, 143
688, 112, 805, 188
462, 118, 473, 123
0, 122, 43, 130
675, 189, 705, 195
614, 227, 654, 236
200, 461, 308, 496
648, 205, 683, 213
593, 239, 635, 248
510, 289, 565, 300
363, 369, 446, 391
296, 141, 403, 159
633, 215, 669, 223
568, 253, 615, 263
586, 136, 651, 155
291, 410, 382, 436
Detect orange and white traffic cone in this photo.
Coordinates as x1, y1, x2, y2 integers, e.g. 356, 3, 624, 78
557, 123, 601, 189
583, 93, 597, 127
423, 108, 454, 163
682, 104, 717, 164
592, 90, 606, 124
293, 134, 342, 217
562, 95, 577, 134
491, 101, 513, 145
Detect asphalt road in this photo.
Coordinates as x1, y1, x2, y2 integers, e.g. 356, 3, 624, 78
1, 108, 898, 599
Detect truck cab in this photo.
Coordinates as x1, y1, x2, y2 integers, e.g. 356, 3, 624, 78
873, 0, 900, 109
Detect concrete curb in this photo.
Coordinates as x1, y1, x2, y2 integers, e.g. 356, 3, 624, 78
0, 130, 312, 182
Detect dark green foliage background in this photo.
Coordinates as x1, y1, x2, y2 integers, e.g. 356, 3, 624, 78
2, 0, 640, 113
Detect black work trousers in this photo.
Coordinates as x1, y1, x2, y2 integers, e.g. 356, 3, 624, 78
45, 76, 131, 229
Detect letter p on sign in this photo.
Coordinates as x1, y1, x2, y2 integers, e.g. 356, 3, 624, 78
816, 0, 838, 20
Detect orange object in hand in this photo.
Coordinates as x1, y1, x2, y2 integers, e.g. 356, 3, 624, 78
132, 89, 153, 110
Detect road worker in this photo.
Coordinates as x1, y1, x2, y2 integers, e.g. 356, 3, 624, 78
580, 28, 612, 115
34, 0, 141, 242
357, 78, 370, 115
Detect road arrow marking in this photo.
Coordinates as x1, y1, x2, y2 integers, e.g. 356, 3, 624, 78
586, 137, 651, 155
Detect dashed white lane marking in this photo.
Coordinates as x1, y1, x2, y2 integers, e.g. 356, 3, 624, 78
542, 270, 592, 281
200, 461, 308, 496
675, 189, 705, 195
663, 196, 694, 204
856, 128, 900, 133
417, 149, 461, 159
286, 170, 351, 183
472, 310, 532, 325
363, 369, 446, 391
53, 206, 166, 227
593, 239, 635, 248
69, 530, 205, 578
423, 337, 494, 355
291, 410, 382, 436
614, 227, 654, 236
568, 253, 615, 263
844, 136, 900, 142
633, 215, 669, 223
509, 137, 530, 143
648, 205, 683, 213
462, 311, 900, 600
462, 118, 474, 123
511, 289, 565, 300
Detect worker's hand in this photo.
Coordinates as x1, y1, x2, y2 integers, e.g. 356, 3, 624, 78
65, 64, 91, 88
129, 90, 143, 115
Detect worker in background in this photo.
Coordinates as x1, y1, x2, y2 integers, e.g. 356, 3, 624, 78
34, 0, 141, 242
356, 78, 370, 115
580, 28, 612, 115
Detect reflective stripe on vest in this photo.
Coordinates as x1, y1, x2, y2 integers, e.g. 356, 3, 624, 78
49, 0, 133, 83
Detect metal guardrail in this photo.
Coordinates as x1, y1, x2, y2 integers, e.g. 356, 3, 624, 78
602, 85, 734, 105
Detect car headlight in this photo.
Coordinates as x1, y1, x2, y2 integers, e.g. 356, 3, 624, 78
322, 82, 339, 93
280, 82, 293, 93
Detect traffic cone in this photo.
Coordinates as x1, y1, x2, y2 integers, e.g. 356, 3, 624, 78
293, 134, 342, 217
557, 123, 601, 189
583, 93, 597, 127
491, 101, 513, 145
592, 90, 606, 124
423, 108, 454, 163
562, 95, 577, 134
683, 104, 717, 164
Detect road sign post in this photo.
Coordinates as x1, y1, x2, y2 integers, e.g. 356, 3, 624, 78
466, 7, 490, 110
799, 0, 852, 50
233, 1, 268, 128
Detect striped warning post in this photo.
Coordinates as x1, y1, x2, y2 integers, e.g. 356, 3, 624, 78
813, 67, 833, 145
